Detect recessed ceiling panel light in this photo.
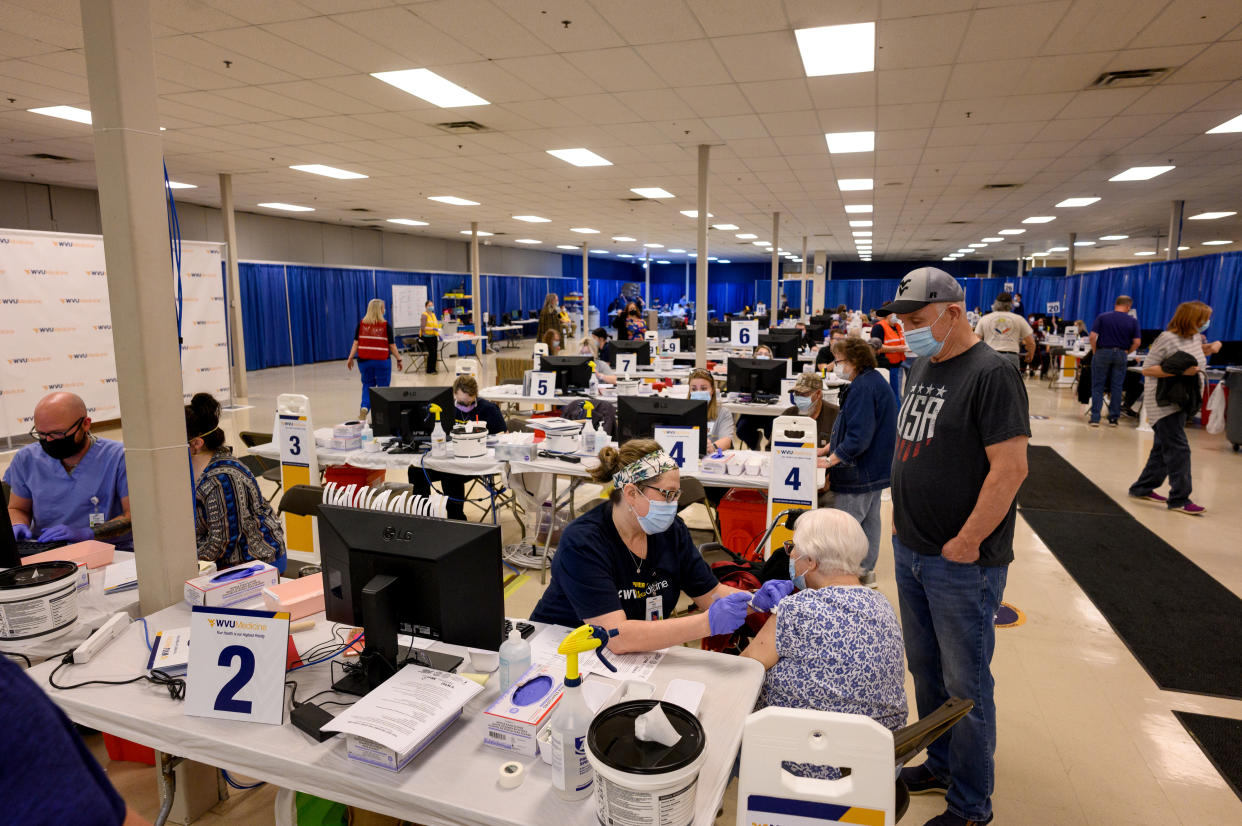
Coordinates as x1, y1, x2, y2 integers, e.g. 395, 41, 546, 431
631, 187, 674, 199
617, 254, 633, 258
998, 229, 1025, 235
1109, 165, 1174, 181
680, 210, 714, 218
556, 244, 577, 250
942, 257, 956, 261
849, 220, 873, 228
1023, 216, 1055, 224
258, 202, 314, 212
166, 181, 196, 189
1048, 246, 1069, 252
755, 241, 772, 247
794, 23, 875, 77
1055, 197, 1100, 208
27, 105, 92, 124
656, 260, 670, 264
387, 218, 429, 226
612, 235, 637, 242
957, 249, 974, 253
852, 231, 873, 237
515, 238, 541, 244
968, 243, 987, 248
1202, 239, 1233, 245
708, 256, 718, 261
1098, 234, 1128, 240
643, 243, 664, 248
981, 237, 1003, 243
428, 195, 479, 205
1206, 113, 1242, 134
570, 227, 599, 234
825, 131, 875, 154
290, 164, 367, 180
668, 248, 687, 253
546, 147, 612, 167
590, 249, 610, 254
718, 259, 731, 264
688, 253, 698, 258
844, 204, 873, 213
736, 233, 758, 239
513, 215, 551, 222
1074, 240, 1095, 246
460, 229, 493, 236
712, 223, 739, 230
1135, 251, 1156, 256
837, 178, 874, 191
371, 68, 489, 107
1188, 211, 1236, 220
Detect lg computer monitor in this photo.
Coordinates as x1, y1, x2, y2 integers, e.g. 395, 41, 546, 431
0, 486, 19, 568
541, 355, 594, 393
616, 396, 709, 454
609, 339, 651, 367
757, 332, 800, 360
726, 358, 787, 400
318, 505, 504, 694
369, 386, 453, 446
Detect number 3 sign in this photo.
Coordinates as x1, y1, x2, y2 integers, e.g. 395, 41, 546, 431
185, 606, 290, 725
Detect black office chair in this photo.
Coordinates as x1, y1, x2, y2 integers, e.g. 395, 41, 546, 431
277, 484, 323, 519
238, 430, 283, 501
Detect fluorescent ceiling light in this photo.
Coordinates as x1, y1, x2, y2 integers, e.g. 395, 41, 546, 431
1099, 234, 1128, 240
590, 249, 610, 254
1048, 246, 1069, 252
668, 248, 686, 253
794, 23, 875, 77
736, 233, 758, 240
957, 249, 973, 253
680, 210, 713, 218
1055, 197, 1100, 208
708, 256, 718, 261
166, 181, 196, 190
460, 230, 493, 236
1134, 251, 1156, 256
837, 178, 874, 191
942, 257, 956, 261
656, 260, 671, 264
515, 239, 541, 244
849, 220, 873, 228
27, 105, 92, 124
718, 259, 731, 264
1188, 211, 1236, 220
546, 147, 612, 167
712, 223, 739, 231
825, 131, 875, 154
1164, 246, 1191, 251
844, 204, 873, 213
968, 243, 987, 248
1023, 216, 1055, 224
556, 244, 577, 250
754, 241, 771, 247
981, 237, 1003, 243
428, 195, 479, 206
998, 229, 1025, 235
387, 218, 428, 226
513, 215, 550, 223
371, 68, 489, 107
852, 231, 873, 237
617, 254, 634, 258
688, 253, 698, 258
1109, 165, 1174, 182
631, 187, 674, 199
1073, 240, 1095, 246
612, 235, 637, 242
643, 243, 664, 248
1203, 240, 1233, 245
1206, 113, 1242, 134
258, 202, 313, 212
570, 227, 599, 234
290, 164, 367, 180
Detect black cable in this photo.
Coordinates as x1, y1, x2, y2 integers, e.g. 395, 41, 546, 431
2, 651, 32, 668
48, 655, 185, 701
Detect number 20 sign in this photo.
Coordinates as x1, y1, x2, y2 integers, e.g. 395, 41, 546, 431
185, 606, 290, 725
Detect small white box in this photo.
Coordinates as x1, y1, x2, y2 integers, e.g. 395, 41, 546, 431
333, 422, 364, 439
330, 436, 362, 450
345, 710, 462, 772
483, 663, 564, 757
184, 562, 279, 608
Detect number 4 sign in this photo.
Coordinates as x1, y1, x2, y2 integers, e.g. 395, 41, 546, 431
185, 606, 291, 725
766, 415, 818, 555
731, 319, 758, 348
654, 426, 700, 476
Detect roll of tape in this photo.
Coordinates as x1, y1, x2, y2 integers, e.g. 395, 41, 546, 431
498, 761, 525, 789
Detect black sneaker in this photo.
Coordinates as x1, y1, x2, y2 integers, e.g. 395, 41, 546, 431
1108, 418, 1119, 427
922, 811, 993, 826
900, 764, 949, 795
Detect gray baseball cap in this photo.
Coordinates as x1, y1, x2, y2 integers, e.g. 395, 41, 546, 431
877, 267, 966, 315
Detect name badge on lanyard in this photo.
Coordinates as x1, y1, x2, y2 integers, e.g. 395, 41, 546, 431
645, 593, 663, 622
88, 495, 105, 527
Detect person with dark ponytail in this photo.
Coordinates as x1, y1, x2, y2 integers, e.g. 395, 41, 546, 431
185, 393, 286, 572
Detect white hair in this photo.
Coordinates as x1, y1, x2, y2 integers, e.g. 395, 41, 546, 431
792, 508, 868, 576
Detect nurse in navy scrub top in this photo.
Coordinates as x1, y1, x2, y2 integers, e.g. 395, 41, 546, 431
530, 439, 753, 653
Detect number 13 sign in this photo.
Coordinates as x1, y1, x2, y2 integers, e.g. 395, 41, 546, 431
185, 606, 290, 725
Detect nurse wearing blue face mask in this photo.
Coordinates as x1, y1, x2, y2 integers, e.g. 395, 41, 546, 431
530, 439, 752, 653
688, 367, 735, 450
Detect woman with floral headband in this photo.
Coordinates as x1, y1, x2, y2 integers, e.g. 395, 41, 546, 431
530, 438, 754, 653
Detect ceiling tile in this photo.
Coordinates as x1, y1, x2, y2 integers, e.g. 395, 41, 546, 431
563, 47, 666, 92
678, 84, 753, 118
495, 54, 603, 98
590, 0, 706, 45
712, 32, 805, 83
958, 2, 1072, 62
1129, 0, 1242, 49
876, 11, 971, 70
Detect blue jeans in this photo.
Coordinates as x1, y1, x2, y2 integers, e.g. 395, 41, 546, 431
884, 361, 904, 401
833, 490, 882, 573
893, 537, 1007, 821
357, 358, 391, 410
1090, 348, 1127, 422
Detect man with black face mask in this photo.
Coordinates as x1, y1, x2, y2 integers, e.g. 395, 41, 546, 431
4, 392, 131, 551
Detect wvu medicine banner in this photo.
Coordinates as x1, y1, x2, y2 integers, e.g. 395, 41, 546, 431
0, 229, 231, 440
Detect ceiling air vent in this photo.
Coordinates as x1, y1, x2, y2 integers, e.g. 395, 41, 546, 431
983, 183, 1020, 190
26, 153, 75, 162
435, 121, 490, 134
1089, 68, 1172, 88
947, 221, 970, 225
349, 207, 372, 212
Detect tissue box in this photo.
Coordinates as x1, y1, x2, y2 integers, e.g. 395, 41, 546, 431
333, 422, 364, 439
261, 574, 324, 620
184, 562, 279, 608
330, 436, 362, 450
346, 711, 462, 772
24, 539, 115, 569
483, 663, 564, 756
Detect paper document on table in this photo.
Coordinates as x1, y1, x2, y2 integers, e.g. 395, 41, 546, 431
321, 665, 483, 754
103, 559, 138, 593
529, 629, 664, 681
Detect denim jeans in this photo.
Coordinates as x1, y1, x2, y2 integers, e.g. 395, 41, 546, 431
893, 537, 1008, 821
833, 490, 883, 573
1090, 348, 1127, 422
1129, 412, 1192, 507
885, 361, 904, 401
357, 358, 392, 410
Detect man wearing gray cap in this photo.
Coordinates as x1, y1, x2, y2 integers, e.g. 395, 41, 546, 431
876, 268, 1030, 826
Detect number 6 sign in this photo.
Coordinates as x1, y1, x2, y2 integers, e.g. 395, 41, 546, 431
731, 319, 758, 348
185, 606, 290, 725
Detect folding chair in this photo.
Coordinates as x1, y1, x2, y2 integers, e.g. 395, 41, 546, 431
277, 485, 323, 519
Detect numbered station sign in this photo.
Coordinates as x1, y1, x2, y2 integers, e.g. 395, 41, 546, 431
731, 320, 759, 348
276, 393, 318, 558
616, 353, 638, 377
660, 338, 680, 354
1003, 282, 1015, 293
766, 415, 818, 555
1046, 301, 1061, 315
185, 606, 290, 726
779, 378, 800, 405
654, 425, 700, 476
643, 330, 659, 344
527, 370, 557, 400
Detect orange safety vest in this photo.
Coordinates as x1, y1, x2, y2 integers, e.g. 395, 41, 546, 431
357, 320, 390, 360
877, 319, 906, 364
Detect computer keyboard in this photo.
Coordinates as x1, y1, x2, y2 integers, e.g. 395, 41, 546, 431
503, 619, 536, 639
17, 539, 69, 557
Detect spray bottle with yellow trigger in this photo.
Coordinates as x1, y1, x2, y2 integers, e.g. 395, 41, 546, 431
428, 403, 448, 458
550, 624, 617, 800
587, 359, 599, 395
581, 399, 599, 453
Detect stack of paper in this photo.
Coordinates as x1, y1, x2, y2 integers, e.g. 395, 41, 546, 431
103, 559, 138, 594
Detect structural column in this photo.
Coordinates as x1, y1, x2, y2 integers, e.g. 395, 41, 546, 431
1167, 199, 1184, 261
800, 235, 808, 318
81, 0, 196, 614
643, 250, 651, 311
470, 221, 482, 358
694, 145, 710, 366
1017, 245, 1025, 278
580, 242, 589, 338
1066, 232, 1076, 277
769, 212, 780, 326
218, 173, 247, 401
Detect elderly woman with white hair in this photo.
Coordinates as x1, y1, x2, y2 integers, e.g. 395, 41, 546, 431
743, 508, 907, 745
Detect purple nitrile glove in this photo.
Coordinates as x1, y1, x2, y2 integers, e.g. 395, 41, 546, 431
37, 524, 95, 543
12, 523, 32, 541
750, 580, 796, 613
707, 592, 752, 636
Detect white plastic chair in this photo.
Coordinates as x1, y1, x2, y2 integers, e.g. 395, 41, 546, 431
455, 358, 480, 377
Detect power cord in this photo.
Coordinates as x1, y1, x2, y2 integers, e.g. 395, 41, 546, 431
1, 651, 32, 669
48, 653, 186, 701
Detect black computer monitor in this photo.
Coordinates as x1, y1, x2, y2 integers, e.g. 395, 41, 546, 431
318, 505, 504, 695
707, 320, 731, 340
806, 322, 826, 345
0, 486, 19, 568
369, 386, 454, 448
610, 339, 651, 367
541, 355, 594, 393
758, 332, 800, 360
1139, 329, 1162, 349
673, 329, 696, 352
726, 358, 787, 400
616, 396, 709, 454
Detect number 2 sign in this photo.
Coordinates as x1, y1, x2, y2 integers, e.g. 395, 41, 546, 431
185, 606, 290, 725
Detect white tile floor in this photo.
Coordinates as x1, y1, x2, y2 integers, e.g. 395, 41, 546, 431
6, 341, 1241, 825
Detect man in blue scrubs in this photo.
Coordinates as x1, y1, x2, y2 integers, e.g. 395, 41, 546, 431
4, 392, 132, 551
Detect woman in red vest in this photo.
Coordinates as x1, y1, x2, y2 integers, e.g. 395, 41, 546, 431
347, 298, 403, 419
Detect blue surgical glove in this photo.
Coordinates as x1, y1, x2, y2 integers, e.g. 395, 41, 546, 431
750, 580, 796, 613
37, 524, 95, 543
12, 523, 32, 541
707, 592, 752, 636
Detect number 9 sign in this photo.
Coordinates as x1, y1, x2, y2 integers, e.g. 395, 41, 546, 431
731, 320, 758, 348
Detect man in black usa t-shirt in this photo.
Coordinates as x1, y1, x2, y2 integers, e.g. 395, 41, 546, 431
877, 268, 1030, 826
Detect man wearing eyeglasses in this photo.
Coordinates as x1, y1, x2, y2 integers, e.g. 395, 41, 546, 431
4, 392, 132, 551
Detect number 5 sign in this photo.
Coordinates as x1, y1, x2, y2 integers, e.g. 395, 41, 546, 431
654, 425, 700, 476
185, 606, 290, 725
731, 319, 758, 348
526, 370, 557, 400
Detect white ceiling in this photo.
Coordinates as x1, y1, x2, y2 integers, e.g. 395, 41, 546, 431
2, 0, 1242, 266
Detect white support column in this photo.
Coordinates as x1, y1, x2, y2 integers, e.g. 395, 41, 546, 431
769, 212, 780, 327
684, 260, 690, 307
694, 145, 710, 367
1067, 232, 1076, 277
218, 173, 247, 402
1167, 199, 1184, 261
470, 221, 482, 358
644, 249, 651, 309
580, 242, 589, 338
987, 258, 993, 276
800, 235, 808, 318
81, 0, 196, 614
1018, 245, 1026, 278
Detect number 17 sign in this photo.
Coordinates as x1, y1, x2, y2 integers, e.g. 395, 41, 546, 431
185, 606, 290, 725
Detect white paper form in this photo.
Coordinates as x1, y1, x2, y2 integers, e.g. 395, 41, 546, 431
322, 665, 483, 753
528, 629, 664, 682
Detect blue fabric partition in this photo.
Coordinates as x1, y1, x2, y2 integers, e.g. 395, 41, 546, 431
238, 263, 293, 370
286, 266, 372, 364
